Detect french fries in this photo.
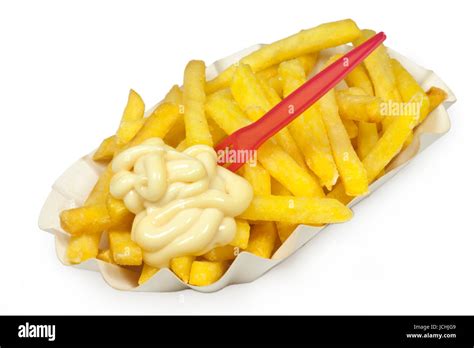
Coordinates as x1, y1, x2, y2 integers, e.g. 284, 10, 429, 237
57, 19, 449, 288
183, 60, 213, 147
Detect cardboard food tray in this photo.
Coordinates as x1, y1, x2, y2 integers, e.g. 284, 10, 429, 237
38, 44, 456, 292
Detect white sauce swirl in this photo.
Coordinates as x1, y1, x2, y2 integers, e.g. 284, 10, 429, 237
109, 138, 253, 268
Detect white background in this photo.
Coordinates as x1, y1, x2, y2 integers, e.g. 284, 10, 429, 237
1, 0, 473, 315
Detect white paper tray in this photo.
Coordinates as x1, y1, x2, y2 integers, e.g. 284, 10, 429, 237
38, 44, 456, 292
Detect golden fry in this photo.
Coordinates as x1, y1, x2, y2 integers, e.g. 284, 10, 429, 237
240, 195, 353, 224
206, 19, 361, 93
109, 230, 143, 266
183, 60, 213, 146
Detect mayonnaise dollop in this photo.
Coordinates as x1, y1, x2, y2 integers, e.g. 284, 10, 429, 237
109, 138, 253, 268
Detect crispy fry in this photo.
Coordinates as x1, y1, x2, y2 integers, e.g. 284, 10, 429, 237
183, 60, 213, 146
316, 58, 368, 196
279, 59, 338, 189
93, 135, 118, 162
170, 256, 195, 284
60, 204, 111, 236
189, 261, 230, 286
109, 230, 143, 266
230, 219, 251, 249
115, 89, 145, 146
240, 195, 352, 224
246, 223, 278, 259
206, 91, 324, 197
206, 19, 361, 93
138, 264, 159, 285
66, 233, 102, 264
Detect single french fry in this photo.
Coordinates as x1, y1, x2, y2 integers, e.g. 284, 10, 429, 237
357, 122, 380, 160
230, 219, 251, 249
202, 245, 238, 262
242, 163, 271, 195
278, 59, 338, 189
240, 195, 352, 224
344, 63, 374, 96
115, 89, 145, 146
97, 249, 114, 264
316, 58, 368, 196
183, 60, 213, 146
138, 264, 159, 285
231, 64, 306, 168
205, 91, 324, 197
354, 30, 401, 103
426, 87, 448, 113
245, 223, 278, 259
66, 233, 102, 264
163, 85, 185, 147
93, 135, 118, 162
109, 230, 143, 266
170, 256, 195, 284
206, 19, 361, 93
60, 204, 111, 236
189, 261, 230, 286
363, 113, 417, 182
342, 119, 358, 139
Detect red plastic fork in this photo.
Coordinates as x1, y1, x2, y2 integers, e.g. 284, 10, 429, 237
215, 31, 386, 172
